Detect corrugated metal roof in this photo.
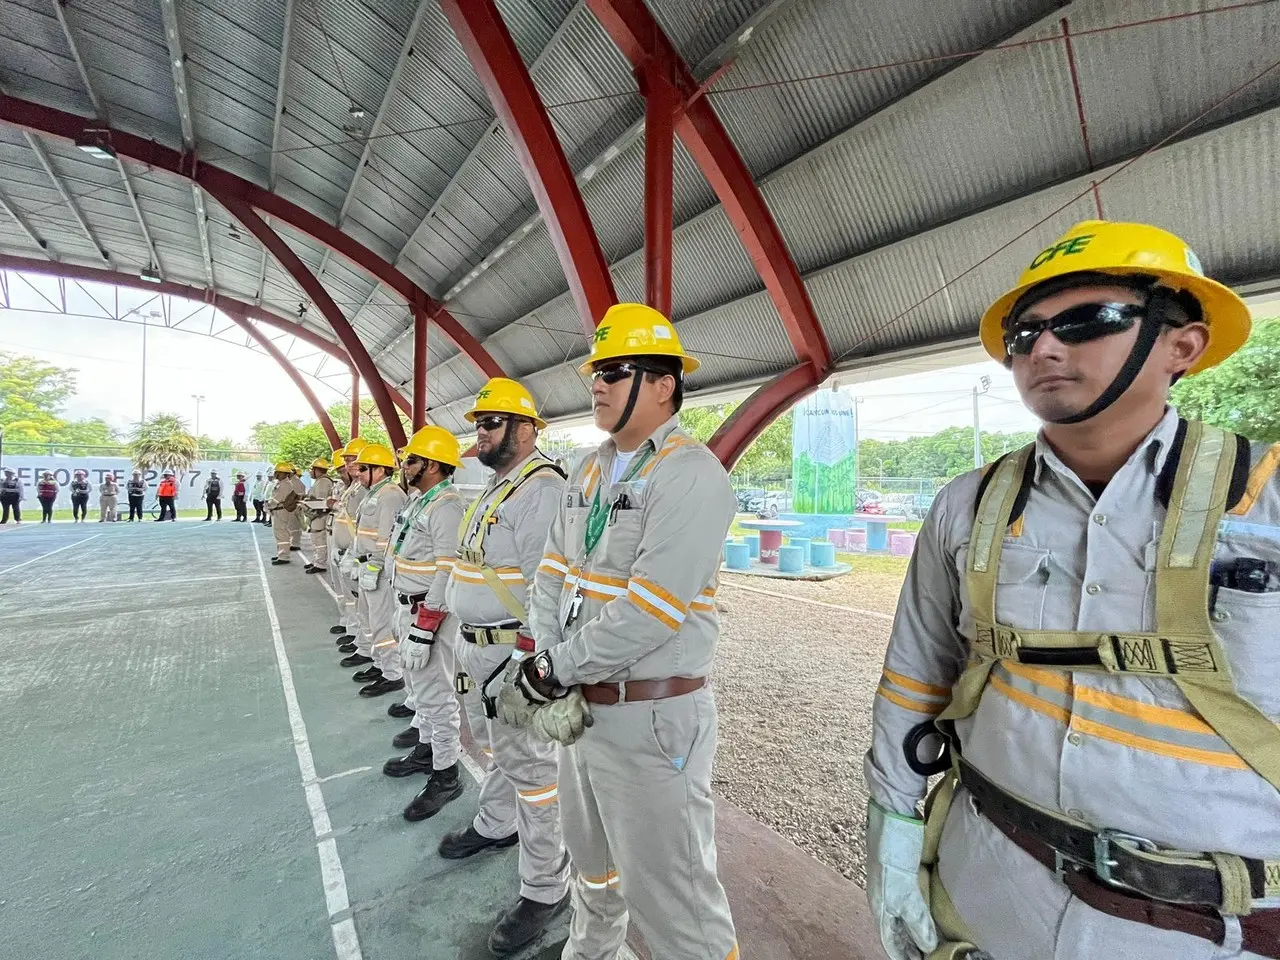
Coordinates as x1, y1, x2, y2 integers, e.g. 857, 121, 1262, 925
3, 0, 1279, 435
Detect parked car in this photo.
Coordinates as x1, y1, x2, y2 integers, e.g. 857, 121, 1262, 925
737, 487, 782, 518
856, 490, 884, 515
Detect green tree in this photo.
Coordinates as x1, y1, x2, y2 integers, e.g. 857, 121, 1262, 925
0, 351, 77, 442
53, 417, 120, 455
278, 423, 334, 468
250, 419, 305, 459
128, 413, 198, 474
1171, 317, 1280, 441
679, 402, 793, 480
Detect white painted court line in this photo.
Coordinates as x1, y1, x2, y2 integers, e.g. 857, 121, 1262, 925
719, 579, 895, 622
309, 766, 372, 785
250, 526, 363, 960
0, 533, 102, 576
21, 574, 249, 595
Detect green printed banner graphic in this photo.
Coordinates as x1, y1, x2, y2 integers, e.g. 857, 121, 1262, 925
791, 390, 856, 514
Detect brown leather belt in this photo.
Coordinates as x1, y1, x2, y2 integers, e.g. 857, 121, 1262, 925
581, 676, 706, 705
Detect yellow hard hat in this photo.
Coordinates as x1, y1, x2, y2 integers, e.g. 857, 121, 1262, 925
330, 447, 345, 461
356, 442, 396, 469
403, 425, 462, 468
274, 461, 296, 474
578, 302, 700, 375
980, 220, 1251, 376
344, 437, 368, 458
465, 377, 546, 430
310, 458, 330, 471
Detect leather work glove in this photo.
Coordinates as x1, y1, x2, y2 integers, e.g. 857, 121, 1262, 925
530, 689, 593, 746
866, 799, 938, 960
495, 654, 558, 728
402, 606, 444, 672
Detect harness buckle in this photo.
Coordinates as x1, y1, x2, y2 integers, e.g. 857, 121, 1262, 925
1092, 829, 1158, 887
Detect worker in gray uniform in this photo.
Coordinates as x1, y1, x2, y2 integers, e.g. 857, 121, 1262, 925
267, 462, 305, 564
442, 377, 570, 956
304, 458, 335, 575
506, 304, 739, 960
329, 441, 365, 651
864, 221, 1280, 960
381, 425, 466, 823
348, 442, 407, 695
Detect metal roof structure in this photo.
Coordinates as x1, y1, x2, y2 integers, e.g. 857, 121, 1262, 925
2, 0, 1279, 459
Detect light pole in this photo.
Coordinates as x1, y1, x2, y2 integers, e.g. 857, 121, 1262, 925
972, 374, 992, 468
192, 394, 206, 440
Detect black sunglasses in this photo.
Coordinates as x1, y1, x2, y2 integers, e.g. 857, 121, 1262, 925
474, 414, 511, 432
356, 464, 371, 473
1004, 302, 1145, 358
591, 361, 674, 385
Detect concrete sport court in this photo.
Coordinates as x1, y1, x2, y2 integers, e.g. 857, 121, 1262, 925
0, 519, 571, 960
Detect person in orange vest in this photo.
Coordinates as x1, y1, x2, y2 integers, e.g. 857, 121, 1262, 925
156, 470, 178, 521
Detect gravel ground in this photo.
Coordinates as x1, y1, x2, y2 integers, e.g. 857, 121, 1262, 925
710, 562, 909, 888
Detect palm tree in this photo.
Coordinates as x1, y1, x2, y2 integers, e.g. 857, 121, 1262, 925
129, 413, 199, 474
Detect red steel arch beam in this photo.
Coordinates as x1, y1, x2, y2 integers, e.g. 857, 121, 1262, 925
441, 0, 617, 334
586, 0, 834, 468
0, 253, 411, 418
351, 372, 361, 441
221, 306, 343, 450
0, 94, 505, 381
707, 363, 822, 470
222, 197, 407, 449
412, 305, 428, 430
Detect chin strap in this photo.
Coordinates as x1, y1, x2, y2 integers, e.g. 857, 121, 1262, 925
608, 372, 647, 435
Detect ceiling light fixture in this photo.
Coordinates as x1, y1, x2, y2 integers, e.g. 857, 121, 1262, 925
76, 128, 116, 161
140, 264, 162, 284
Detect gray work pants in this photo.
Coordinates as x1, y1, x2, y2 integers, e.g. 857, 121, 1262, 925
272, 510, 294, 560
99, 495, 117, 522
457, 637, 569, 905
308, 521, 329, 570
358, 575, 399, 678
396, 603, 461, 769
559, 686, 737, 960
330, 551, 354, 629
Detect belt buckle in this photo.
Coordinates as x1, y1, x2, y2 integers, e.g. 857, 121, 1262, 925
1092, 829, 1157, 887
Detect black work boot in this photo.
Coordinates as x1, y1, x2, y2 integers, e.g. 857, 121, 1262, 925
392, 725, 419, 749
352, 666, 382, 683
487, 893, 570, 956
289, 545, 302, 552
387, 701, 414, 719
329, 624, 346, 635
335, 633, 355, 646
438, 825, 519, 860
383, 741, 433, 777
305, 566, 324, 574
359, 676, 405, 698
339, 653, 373, 668
403, 764, 463, 822
337, 642, 357, 654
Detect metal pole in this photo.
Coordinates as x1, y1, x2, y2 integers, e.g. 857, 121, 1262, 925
350, 371, 360, 440
192, 394, 205, 439
140, 319, 147, 423
972, 386, 982, 469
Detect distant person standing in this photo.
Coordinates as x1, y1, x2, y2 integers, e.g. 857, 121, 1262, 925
156, 470, 178, 521
70, 470, 90, 522
232, 472, 248, 522
203, 470, 223, 521
303, 459, 335, 574
126, 471, 146, 521
0, 468, 22, 524
262, 475, 277, 528
250, 473, 267, 523
267, 463, 305, 563
37, 472, 58, 523
99, 474, 119, 522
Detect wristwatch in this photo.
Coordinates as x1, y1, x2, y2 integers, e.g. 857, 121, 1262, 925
531, 651, 556, 684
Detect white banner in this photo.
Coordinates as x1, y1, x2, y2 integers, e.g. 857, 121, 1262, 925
0, 457, 274, 510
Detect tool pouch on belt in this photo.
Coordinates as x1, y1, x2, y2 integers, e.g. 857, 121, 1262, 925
358, 561, 382, 591
454, 671, 475, 694
339, 553, 357, 579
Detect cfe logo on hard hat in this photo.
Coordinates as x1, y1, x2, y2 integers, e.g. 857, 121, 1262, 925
593, 326, 611, 343
477, 389, 491, 400
1029, 234, 1094, 269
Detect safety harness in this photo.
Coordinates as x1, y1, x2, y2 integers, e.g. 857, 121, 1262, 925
914, 420, 1280, 956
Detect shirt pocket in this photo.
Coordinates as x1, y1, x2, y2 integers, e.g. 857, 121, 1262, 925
993, 542, 1053, 630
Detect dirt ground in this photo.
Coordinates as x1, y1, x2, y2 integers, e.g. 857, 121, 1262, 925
710, 555, 910, 888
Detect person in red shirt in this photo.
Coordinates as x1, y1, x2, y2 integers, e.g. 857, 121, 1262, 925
36, 472, 58, 523
232, 472, 248, 522
155, 470, 178, 521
